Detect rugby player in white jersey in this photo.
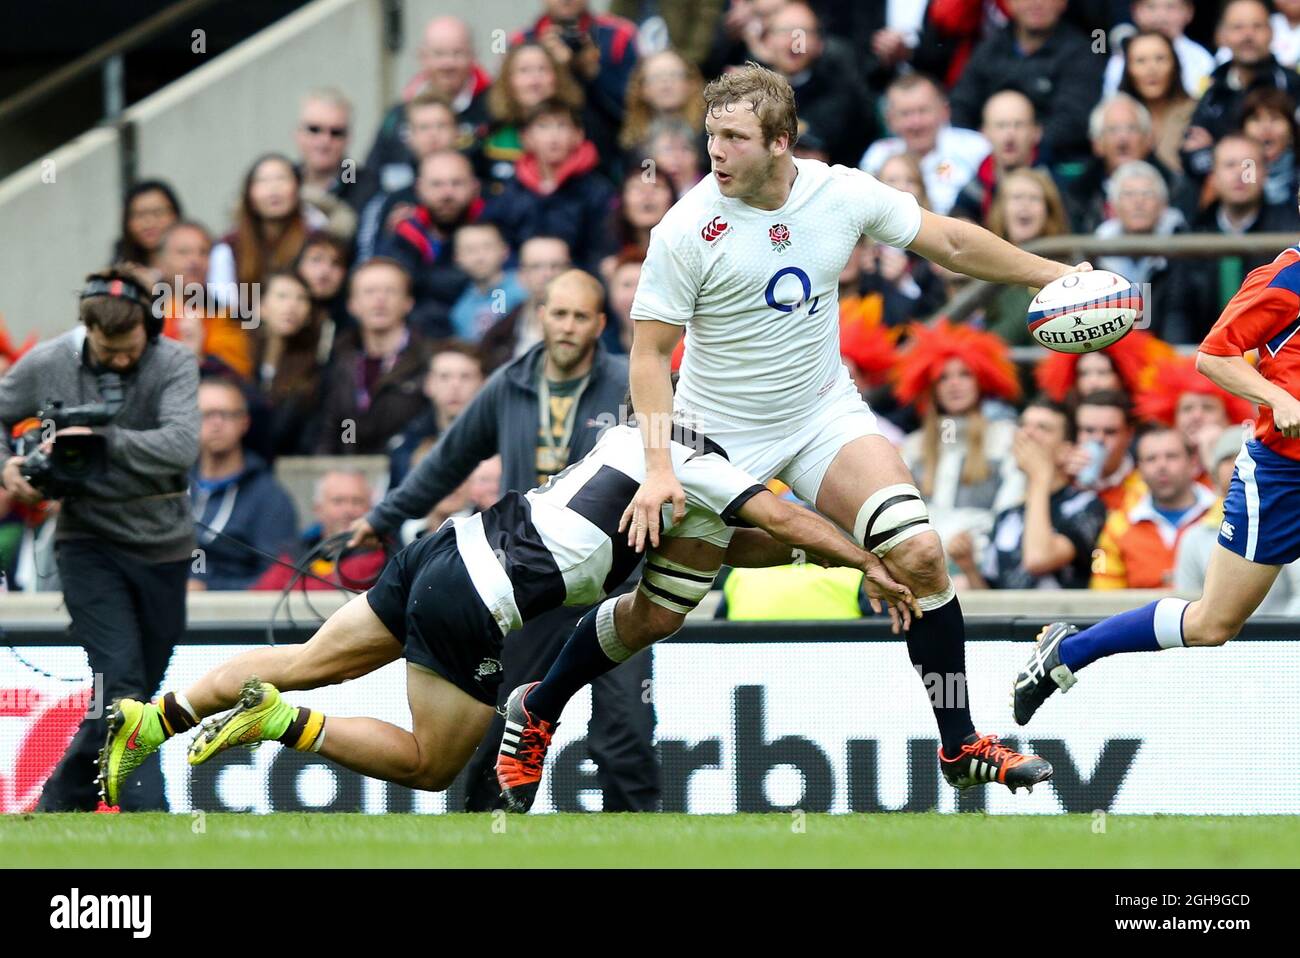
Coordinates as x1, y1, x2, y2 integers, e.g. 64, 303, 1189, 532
497, 63, 1088, 800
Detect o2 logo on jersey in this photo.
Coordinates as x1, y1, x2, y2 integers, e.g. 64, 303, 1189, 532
764, 266, 821, 315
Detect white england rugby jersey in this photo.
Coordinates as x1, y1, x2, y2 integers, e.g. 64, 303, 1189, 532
452, 424, 765, 635
631, 158, 923, 427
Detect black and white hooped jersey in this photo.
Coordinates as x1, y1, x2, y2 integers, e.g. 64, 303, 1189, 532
450, 424, 767, 635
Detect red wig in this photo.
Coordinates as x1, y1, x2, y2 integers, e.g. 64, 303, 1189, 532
1033, 329, 1173, 402
893, 318, 1021, 411
1134, 355, 1256, 427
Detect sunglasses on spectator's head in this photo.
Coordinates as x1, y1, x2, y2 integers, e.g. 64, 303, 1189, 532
304, 124, 348, 138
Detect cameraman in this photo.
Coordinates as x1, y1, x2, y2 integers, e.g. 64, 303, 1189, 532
0, 266, 199, 811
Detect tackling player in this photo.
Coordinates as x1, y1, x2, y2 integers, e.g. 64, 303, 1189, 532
499, 63, 1083, 799
1014, 245, 1300, 723
96, 423, 918, 806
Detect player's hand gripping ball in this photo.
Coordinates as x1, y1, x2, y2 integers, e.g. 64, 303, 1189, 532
1027, 270, 1143, 354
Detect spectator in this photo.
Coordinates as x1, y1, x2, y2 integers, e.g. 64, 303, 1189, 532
366, 16, 491, 191
983, 167, 1071, 344
702, 0, 790, 78
764, 2, 877, 168
294, 231, 352, 351
293, 88, 381, 241
482, 99, 616, 270
1090, 423, 1217, 589
1273, 0, 1300, 68
154, 221, 254, 381
449, 222, 528, 342
1117, 30, 1196, 175
514, 0, 640, 172
896, 320, 1021, 568
849, 0, 929, 93
1103, 0, 1215, 99
1241, 87, 1300, 207
643, 116, 704, 193
601, 167, 677, 278
252, 271, 326, 458
867, 154, 948, 320
350, 268, 657, 814
478, 235, 572, 370
861, 73, 990, 215
316, 258, 434, 455
610, 0, 726, 66
1074, 389, 1147, 512
619, 49, 704, 166
1189, 134, 1300, 312
1065, 93, 1177, 233
1181, 0, 1300, 181
251, 470, 386, 592
389, 341, 486, 487
112, 179, 182, 272
209, 154, 322, 311
952, 89, 1046, 224
378, 150, 482, 337
415, 454, 503, 539
1174, 425, 1300, 612
1095, 160, 1207, 343
1034, 328, 1174, 407
910, 0, 1011, 90
949, 0, 1105, 163
355, 95, 461, 263
605, 248, 643, 352
482, 42, 584, 186
958, 397, 1107, 590
1135, 355, 1257, 473
190, 377, 298, 591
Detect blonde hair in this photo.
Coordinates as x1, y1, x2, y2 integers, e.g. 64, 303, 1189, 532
621, 49, 705, 151
878, 152, 932, 211
918, 402, 991, 498
986, 168, 1069, 241
487, 41, 583, 127
701, 61, 799, 147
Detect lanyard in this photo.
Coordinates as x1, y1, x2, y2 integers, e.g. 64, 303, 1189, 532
537, 369, 592, 466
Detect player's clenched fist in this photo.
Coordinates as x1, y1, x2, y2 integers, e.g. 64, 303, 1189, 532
1272, 394, 1300, 438
620, 470, 686, 552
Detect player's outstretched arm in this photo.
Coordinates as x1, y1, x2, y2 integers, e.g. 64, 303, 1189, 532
623, 318, 687, 552
735, 490, 921, 632
906, 209, 1087, 290
1196, 351, 1300, 437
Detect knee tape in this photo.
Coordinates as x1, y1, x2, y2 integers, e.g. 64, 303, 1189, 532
638, 553, 721, 616
853, 483, 932, 557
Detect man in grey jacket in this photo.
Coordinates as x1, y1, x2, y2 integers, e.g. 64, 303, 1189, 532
0, 268, 200, 811
350, 269, 659, 811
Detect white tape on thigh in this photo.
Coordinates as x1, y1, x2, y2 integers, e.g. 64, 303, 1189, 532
595, 597, 633, 663
853, 483, 932, 557
639, 553, 721, 615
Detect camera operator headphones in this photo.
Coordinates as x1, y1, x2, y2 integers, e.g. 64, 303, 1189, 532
79, 276, 163, 341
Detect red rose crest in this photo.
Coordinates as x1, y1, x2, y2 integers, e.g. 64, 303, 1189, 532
769, 223, 791, 252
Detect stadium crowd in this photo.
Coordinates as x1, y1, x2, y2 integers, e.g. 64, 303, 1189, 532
5, 0, 1300, 621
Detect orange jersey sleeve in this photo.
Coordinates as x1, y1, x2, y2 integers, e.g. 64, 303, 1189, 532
1200, 247, 1300, 461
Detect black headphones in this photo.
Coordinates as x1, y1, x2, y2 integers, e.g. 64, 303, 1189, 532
80, 276, 163, 341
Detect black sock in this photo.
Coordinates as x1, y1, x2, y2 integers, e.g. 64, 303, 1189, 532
527, 605, 623, 723
905, 591, 976, 757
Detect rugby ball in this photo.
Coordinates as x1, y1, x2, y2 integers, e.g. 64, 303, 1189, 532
1026, 270, 1142, 354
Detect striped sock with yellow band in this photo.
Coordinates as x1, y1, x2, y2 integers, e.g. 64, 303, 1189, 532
277, 707, 327, 752
158, 691, 199, 737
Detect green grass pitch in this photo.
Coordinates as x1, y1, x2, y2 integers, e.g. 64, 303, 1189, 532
3, 813, 1297, 867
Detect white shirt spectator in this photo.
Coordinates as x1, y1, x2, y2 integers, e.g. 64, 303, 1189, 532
858, 127, 990, 215
1103, 33, 1217, 98
1272, 12, 1300, 68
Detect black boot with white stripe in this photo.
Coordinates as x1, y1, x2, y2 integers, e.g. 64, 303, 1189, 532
939, 733, 1053, 793
1012, 622, 1079, 726
495, 683, 557, 813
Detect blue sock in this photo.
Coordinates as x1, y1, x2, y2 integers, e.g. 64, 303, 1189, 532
526, 599, 630, 723
1058, 598, 1188, 673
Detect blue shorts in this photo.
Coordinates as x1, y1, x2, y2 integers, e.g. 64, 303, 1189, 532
1219, 438, 1300, 566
